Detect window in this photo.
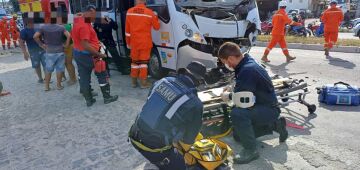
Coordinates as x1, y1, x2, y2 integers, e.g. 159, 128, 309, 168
299, 0, 303, 3
146, 0, 170, 23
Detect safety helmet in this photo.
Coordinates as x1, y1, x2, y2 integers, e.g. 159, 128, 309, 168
13, 14, 18, 18
291, 11, 297, 15
178, 61, 208, 86
279, 1, 287, 7
330, 0, 337, 4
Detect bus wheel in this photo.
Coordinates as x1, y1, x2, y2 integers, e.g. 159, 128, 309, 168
148, 48, 168, 79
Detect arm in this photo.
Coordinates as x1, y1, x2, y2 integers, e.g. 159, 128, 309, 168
19, 38, 30, 61
110, 19, 118, 30
33, 32, 46, 50
152, 12, 160, 30
63, 30, 71, 48
125, 14, 131, 48
234, 69, 258, 93
80, 40, 105, 58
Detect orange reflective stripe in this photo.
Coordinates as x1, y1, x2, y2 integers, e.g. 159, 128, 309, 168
127, 13, 153, 18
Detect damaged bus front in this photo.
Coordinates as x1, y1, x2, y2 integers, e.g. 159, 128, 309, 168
147, 0, 260, 78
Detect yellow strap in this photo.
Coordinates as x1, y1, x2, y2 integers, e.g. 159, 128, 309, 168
209, 128, 233, 139
130, 138, 172, 153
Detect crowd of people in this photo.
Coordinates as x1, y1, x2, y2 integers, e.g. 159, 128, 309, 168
0, 14, 20, 50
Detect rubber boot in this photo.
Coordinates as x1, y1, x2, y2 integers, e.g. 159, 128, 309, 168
100, 84, 118, 104
131, 78, 138, 88
82, 89, 96, 107
273, 117, 288, 143
14, 41, 18, 48
285, 54, 296, 62
80, 88, 98, 97
233, 149, 259, 164
7, 44, 11, 49
140, 79, 151, 89
2, 45, 5, 50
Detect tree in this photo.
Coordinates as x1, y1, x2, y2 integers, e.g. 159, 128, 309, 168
10, 0, 19, 12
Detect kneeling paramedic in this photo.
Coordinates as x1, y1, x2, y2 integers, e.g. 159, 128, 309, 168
129, 61, 215, 170
218, 42, 288, 164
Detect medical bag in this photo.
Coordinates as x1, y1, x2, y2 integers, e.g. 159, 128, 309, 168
317, 82, 360, 106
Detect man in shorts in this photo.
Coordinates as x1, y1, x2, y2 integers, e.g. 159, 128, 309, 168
19, 20, 46, 83
34, 24, 71, 91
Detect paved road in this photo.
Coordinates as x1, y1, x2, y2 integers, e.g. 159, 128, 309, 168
0, 47, 359, 169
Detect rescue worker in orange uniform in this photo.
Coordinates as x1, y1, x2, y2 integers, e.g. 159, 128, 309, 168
125, 0, 160, 88
0, 16, 11, 50
261, 1, 302, 63
321, 0, 344, 57
9, 14, 20, 48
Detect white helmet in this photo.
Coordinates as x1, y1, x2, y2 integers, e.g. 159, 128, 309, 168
279, 1, 287, 7
330, 0, 337, 4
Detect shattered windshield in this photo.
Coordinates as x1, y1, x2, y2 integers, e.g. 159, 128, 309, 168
175, 0, 244, 8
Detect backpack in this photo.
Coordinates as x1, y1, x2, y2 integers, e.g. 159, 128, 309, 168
184, 138, 232, 170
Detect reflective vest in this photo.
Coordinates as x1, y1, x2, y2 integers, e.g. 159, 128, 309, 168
136, 77, 197, 146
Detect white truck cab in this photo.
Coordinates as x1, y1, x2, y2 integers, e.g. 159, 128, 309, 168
144, 0, 261, 78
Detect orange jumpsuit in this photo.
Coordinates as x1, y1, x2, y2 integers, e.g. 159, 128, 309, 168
125, 3, 160, 79
0, 18, 11, 48
9, 18, 19, 47
321, 7, 343, 49
264, 9, 301, 57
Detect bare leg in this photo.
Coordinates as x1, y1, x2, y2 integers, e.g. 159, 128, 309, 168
65, 54, 77, 83
56, 72, 64, 90
35, 67, 43, 81
44, 72, 51, 91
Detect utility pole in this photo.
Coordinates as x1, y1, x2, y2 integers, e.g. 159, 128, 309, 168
356, 0, 360, 17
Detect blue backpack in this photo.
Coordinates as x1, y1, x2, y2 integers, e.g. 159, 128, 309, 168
317, 82, 360, 106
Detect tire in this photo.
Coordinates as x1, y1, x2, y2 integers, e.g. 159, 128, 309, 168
308, 104, 317, 114
148, 48, 168, 79
347, 23, 353, 29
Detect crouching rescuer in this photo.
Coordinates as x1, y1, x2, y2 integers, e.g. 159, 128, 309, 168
71, 5, 118, 107
219, 42, 288, 164
125, 0, 160, 88
129, 61, 226, 169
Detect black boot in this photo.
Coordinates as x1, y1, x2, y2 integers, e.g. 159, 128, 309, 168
82, 89, 96, 107
233, 149, 259, 164
80, 88, 98, 97
2, 45, 5, 50
100, 84, 118, 104
274, 117, 288, 143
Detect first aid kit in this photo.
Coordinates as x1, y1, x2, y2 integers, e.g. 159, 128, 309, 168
317, 82, 360, 106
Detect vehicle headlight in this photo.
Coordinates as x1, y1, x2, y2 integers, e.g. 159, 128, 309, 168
193, 32, 203, 43
185, 29, 193, 37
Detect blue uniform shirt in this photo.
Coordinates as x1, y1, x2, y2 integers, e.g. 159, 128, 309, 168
234, 54, 278, 106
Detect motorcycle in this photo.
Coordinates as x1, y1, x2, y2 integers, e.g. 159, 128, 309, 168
340, 21, 354, 29
286, 25, 311, 37
261, 20, 273, 35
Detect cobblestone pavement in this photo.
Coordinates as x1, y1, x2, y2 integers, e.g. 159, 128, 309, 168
0, 47, 360, 170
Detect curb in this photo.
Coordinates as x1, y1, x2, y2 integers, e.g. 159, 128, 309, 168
256, 42, 360, 53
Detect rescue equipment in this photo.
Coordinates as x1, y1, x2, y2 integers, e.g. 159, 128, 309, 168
186, 138, 232, 170
317, 82, 360, 106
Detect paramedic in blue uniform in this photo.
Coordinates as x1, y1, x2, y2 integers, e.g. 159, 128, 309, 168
129, 61, 215, 170
218, 42, 288, 164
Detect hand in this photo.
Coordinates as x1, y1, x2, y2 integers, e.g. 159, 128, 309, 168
40, 44, 47, 50
23, 52, 30, 61
220, 92, 231, 102
97, 53, 107, 58
153, 11, 158, 16
127, 45, 131, 49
